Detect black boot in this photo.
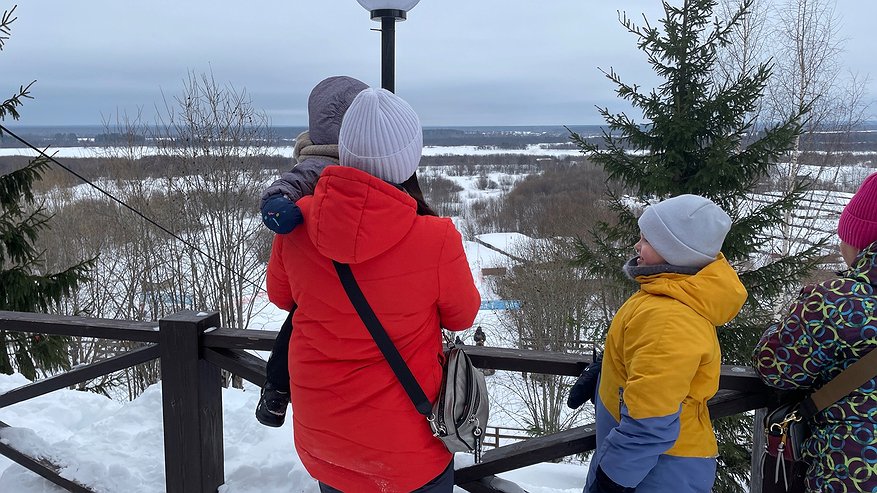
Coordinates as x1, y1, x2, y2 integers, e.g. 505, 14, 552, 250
255, 382, 289, 427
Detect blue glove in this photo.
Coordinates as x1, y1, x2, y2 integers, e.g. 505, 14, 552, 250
567, 351, 603, 409
261, 195, 303, 234
593, 466, 634, 493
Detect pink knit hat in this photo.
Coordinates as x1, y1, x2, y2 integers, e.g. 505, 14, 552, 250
838, 172, 877, 250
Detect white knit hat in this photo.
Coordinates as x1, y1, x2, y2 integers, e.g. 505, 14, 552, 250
338, 88, 422, 184
638, 194, 731, 268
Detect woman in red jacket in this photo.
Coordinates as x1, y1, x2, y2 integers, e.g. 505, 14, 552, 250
266, 87, 481, 493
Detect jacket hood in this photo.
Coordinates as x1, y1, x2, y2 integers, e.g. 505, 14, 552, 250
635, 254, 748, 326
847, 240, 877, 286
308, 76, 368, 145
304, 166, 417, 264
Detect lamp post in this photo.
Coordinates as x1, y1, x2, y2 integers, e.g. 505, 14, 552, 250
355, 0, 421, 93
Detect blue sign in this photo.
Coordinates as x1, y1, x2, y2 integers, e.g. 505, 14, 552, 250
479, 300, 521, 310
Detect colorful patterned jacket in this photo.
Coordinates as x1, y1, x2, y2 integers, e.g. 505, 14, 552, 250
754, 240, 877, 493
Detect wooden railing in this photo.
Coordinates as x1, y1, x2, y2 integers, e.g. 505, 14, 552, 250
0, 310, 779, 493
481, 426, 531, 449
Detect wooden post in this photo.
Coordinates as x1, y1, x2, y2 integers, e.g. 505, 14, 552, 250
159, 310, 223, 493
750, 408, 766, 493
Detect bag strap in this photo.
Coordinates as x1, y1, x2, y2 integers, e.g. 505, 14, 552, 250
799, 346, 877, 418
333, 261, 433, 417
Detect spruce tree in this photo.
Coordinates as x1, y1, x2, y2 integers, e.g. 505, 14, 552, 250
0, 5, 92, 379
572, 0, 825, 491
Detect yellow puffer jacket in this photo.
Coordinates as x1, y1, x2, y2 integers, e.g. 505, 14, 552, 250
586, 254, 747, 492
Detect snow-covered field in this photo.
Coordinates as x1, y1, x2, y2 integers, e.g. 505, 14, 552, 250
0, 143, 583, 159
0, 367, 588, 493
0, 264, 591, 492
0, 227, 591, 492
1, 141, 875, 492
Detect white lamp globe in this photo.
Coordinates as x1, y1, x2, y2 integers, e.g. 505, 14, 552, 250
355, 0, 421, 13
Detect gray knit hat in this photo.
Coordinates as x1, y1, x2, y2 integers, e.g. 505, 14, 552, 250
638, 194, 731, 268
338, 88, 422, 184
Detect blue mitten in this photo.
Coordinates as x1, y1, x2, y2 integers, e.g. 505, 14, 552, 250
261, 195, 303, 234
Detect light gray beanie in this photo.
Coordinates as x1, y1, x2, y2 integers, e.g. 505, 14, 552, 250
637, 194, 731, 268
338, 88, 422, 184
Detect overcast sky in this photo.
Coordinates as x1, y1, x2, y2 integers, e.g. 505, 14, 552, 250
1, 0, 875, 127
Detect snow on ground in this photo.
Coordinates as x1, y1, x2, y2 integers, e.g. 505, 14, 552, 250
476, 233, 535, 255
3, 142, 872, 491
422, 144, 581, 158
0, 227, 588, 492
464, 241, 503, 301
0, 313, 589, 493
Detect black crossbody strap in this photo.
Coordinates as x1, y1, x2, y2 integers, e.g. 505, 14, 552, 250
333, 261, 432, 416
799, 346, 877, 418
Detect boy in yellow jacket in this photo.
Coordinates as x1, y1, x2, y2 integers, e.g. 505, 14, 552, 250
585, 194, 748, 493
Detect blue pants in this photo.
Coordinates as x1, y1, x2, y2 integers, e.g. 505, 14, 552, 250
318, 461, 454, 493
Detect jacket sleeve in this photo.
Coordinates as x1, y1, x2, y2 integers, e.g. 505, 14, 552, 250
259, 158, 327, 211
266, 235, 295, 311
598, 312, 704, 487
436, 222, 481, 331
753, 284, 828, 390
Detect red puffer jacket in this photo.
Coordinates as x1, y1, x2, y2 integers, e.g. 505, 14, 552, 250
267, 165, 481, 493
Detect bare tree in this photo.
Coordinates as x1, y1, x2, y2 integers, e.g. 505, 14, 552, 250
37, 73, 276, 395
717, 0, 868, 272
150, 71, 273, 334
716, 0, 771, 89
761, 0, 869, 285
489, 238, 602, 437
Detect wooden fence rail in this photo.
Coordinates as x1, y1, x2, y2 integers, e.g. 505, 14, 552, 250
482, 426, 531, 449
0, 310, 779, 493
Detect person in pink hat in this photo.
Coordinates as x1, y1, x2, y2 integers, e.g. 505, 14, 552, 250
754, 171, 877, 492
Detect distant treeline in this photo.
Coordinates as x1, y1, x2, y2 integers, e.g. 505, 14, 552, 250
4, 124, 877, 152
421, 128, 589, 147
0, 125, 603, 150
